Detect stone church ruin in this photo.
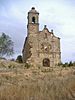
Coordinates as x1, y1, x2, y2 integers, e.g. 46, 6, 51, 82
22, 7, 61, 67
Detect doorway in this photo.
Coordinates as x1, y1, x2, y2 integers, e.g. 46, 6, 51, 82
43, 58, 50, 67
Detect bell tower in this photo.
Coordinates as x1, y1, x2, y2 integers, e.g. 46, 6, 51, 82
27, 7, 39, 34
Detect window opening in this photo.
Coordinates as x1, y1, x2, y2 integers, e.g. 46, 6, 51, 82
32, 17, 35, 23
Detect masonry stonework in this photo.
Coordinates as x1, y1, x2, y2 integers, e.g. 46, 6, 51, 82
22, 7, 61, 67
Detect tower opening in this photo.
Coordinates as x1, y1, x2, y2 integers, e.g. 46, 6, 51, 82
43, 58, 50, 67
32, 17, 35, 23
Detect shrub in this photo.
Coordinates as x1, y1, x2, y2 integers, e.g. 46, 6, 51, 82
58, 62, 63, 66
8, 65, 12, 68
25, 63, 30, 69
62, 61, 74, 67
16, 55, 23, 63
62, 62, 68, 67
68, 61, 73, 67
73, 61, 75, 66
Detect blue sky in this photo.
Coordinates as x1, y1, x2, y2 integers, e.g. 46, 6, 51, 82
0, 0, 75, 62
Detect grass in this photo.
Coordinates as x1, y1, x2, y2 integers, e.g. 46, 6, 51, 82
0, 60, 75, 100
0, 75, 75, 100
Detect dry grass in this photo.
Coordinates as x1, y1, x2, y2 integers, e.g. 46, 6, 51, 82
0, 60, 75, 100
0, 75, 75, 100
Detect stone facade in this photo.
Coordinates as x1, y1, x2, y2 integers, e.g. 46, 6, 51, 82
22, 7, 61, 67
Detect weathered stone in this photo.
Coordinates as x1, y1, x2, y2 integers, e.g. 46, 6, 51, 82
22, 7, 61, 67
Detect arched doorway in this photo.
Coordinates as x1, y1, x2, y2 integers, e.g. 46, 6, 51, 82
43, 58, 50, 67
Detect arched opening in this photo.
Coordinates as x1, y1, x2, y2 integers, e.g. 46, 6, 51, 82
32, 17, 35, 23
43, 58, 50, 67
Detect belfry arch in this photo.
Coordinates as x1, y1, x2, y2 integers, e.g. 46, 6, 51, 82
32, 17, 35, 23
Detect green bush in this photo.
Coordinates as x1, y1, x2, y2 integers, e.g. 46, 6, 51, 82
68, 61, 73, 67
62, 62, 68, 67
25, 63, 30, 69
16, 55, 23, 63
61, 61, 74, 67
8, 65, 12, 68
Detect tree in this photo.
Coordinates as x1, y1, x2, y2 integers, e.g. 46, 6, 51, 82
0, 33, 14, 57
